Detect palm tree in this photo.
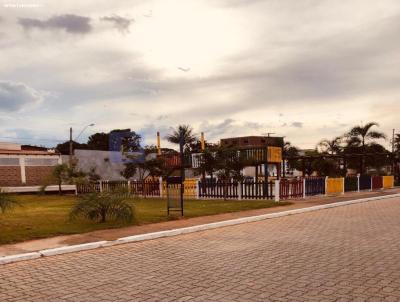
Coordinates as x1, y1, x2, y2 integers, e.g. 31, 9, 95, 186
0, 191, 18, 214
317, 136, 343, 154
394, 134, 400, 153
166, 125, 197, 149
70, 191, 135, 223
347, 122, 386, 150
346, 122, 387, 174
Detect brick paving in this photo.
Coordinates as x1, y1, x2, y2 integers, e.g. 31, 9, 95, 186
1, 197, 400, 301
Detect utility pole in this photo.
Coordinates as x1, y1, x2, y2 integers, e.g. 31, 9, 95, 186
69, 127, 73, 168
392, 129, 396, 178
392, 129, 395, 153
179, 134, 185, 216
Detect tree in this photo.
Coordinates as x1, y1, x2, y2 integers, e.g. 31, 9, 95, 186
0, 191, 18, 214
87, 132, 109, 150
70, 191, 135, 223
121, 158, 165, 181
52, 164, 72, 194
346, 122, 386, 150
55, 141, 88, 155
166, 125, 197, 149
394, 134, 400, 153
317, 136, 343, 155
345, 122, 387, 173
213, 147, 249, 199
311, 157, 340, 177
121, 163, 137, 180
197, 150, 218, 180
86, 129, 142, 151
283, 142, 301, 171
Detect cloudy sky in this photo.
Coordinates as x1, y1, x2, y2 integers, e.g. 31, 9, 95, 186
0, 0, 399, 149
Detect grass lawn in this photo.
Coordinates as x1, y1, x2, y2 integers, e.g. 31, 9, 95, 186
0, 194, 291, 245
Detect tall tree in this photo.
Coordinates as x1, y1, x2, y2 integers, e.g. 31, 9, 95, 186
345, 122, 387, 173
283, 142, 301, 172
317, 136, 343, 155
86, 129, 141, 151
55, 141, 88, 155
346, 122, 386, 150
394, 134, 400, 153
166, 125, 197, 149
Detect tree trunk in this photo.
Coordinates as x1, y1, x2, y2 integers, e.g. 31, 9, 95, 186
101, 210, 106, 223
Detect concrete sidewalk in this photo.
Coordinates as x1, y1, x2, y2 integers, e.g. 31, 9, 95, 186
1, 188, 399, 257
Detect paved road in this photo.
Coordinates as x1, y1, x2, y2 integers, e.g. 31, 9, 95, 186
1, 198, 400, 302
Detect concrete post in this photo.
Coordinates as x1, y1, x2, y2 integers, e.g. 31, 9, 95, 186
303, 178, 306, 199
99, 180, 103, 193
127, 180, 131, 196
19, 156, 26, 185
357, 175, 360, 192
325, 177, 328, 196
274, 180, 280, 202
159, 177, 163, 198
196, 180, 200, 199
238, 181, 242, 200
342, 177, 345, 195
371, 176, 373, 191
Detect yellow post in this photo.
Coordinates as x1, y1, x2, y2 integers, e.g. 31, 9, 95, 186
157, 132, 161, 155
201, 132, 205, 151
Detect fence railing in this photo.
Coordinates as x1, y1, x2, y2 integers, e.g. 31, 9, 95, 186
305, 177, 325, 196
75, 175, 395, 201
198, 179, 239, 199
280, 179, 303, 199
76, 180, 161, 197
344, 176, 358, 192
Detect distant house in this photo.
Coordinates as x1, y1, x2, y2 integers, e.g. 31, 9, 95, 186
0, 142, 61, 187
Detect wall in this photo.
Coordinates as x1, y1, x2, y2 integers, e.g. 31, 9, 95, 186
25, 166, 54, 185
0, 155, 60, 187
63, 150, 127, 181
0, 166, 21, 186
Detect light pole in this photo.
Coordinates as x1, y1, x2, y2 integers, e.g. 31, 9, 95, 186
75, 123, 95, 142
69, 123, 95, 167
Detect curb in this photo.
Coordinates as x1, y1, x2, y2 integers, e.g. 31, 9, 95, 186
1, 193, 399, 266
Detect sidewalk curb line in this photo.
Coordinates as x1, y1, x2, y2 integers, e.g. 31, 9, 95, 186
1, 193, 399, 265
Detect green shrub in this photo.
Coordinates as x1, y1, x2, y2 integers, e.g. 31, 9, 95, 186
0, 191, 18, 214
70, 191, 135, 223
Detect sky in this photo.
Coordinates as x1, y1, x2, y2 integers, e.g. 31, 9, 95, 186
0, 0, 399, 149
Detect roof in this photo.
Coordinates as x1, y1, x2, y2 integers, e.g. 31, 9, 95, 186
0, 149, 60, 156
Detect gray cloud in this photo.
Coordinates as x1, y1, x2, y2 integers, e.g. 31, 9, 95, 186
19, 14, 92, 34
101, 15, 134, 33
0, 81, 43, 112
291, 122, 303, 128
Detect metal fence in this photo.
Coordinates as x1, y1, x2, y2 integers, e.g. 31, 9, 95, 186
345, 176, 358, 192
305, 177, 325, 196
280, 179, 303, 199
76, 180, 160, 197
198, 179, 239, 199
75, 175, 395, 201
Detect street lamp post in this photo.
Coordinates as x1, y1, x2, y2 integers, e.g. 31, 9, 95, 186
69, 123, 95, 168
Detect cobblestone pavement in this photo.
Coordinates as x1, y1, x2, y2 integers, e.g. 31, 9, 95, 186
1, 198, 400, 302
